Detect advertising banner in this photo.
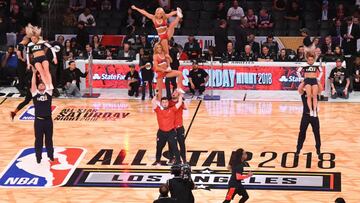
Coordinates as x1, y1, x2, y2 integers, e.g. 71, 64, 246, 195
85, 62, 326, 90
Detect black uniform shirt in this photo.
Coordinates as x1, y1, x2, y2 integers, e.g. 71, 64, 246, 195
32, 88, 53, 118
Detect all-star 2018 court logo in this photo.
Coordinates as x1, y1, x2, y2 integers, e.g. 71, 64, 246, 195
19, 105, 57, 121
0, 147, 86, 188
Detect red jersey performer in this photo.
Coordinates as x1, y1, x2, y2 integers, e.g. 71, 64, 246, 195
153, 43, 185, 99
168, 91, 187, 164
152, 93, 183, 166
131, 5, 183, 55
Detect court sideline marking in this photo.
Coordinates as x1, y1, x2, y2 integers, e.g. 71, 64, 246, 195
0, 98, 7, 105
184, 100, 202, 139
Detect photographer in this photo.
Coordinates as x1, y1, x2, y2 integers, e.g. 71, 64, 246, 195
1, 45, 18, 85
168, 164, 195, 203
153, 184, 177, 203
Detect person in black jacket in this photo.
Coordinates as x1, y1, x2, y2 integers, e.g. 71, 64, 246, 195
75, 21, 89, 50
341, 16, 359, 55
183, 35, 201, 60
168, 165, 195, 203
125, 64, 140, 97
246, 33, 260, 55
214, 19, 228, 57
153, 184, 177, 203
62, 60, 87, 97
222, 41, 239, 61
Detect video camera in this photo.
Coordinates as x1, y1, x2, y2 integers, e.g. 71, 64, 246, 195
170, 164, 192, 180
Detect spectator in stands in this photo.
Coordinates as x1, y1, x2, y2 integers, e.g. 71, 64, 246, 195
83, 44, 100, 59
63, 8, 77, 27
330, 18, 342, 37
215, 1, 227, 20
138, 35, 152, 51
222, 41, 239, 61
321, 0, 329, 21
276, 48, 290, 61
0, 0, 6, 16
76, 21, 89, 50
314, 47, 323, 62
258, 45, 274, 62
262, 35, 279, 55
105, 49, 113, 60
70, 37, 81, 57
333, 46, 344, 61
78, 8, 96, 27
341, 16, 360, 55
204, 46, 216, 61
312, 37, 320, 48
214, 19, 228, 57
9, 4, 24, 32
125, 64, 140, 97
258, 9, 273, 30
234, 23, 247, 53
353, 56, 360, 91
335, 197, 346, 203
91, 35, 104, 58
330, 58, 350, 99
21, 0, 34, 23
87, 0, 100, 12
188, 61, 209, 96
0, 14, 8, 50
227, 0, 245, 21
1, 46, 18, 85
273, 0, 286, 11
334, 4, 345, 21
101, 0, 112, 11
153, 184, 177, 203
123, 25, 137, 45
69, 0, 86, 12
321, 35, 336, 56
246, 33, 260, 55
158, 0, 171, 11
118, 42, 136, 60
9, 0, 17, 13
63, 39, 73, 61
284, 1, 300, 22
166, 39, 180, 99
243, 8, 258, 30
123, 8, 137, 27
62, 60, 87, 97
240, 45, 257, 61
184, 35, 202, 60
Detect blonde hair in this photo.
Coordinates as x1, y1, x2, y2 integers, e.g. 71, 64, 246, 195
25, 23, 42, 38
155, 7, 166, 20
153, 43, 165, 54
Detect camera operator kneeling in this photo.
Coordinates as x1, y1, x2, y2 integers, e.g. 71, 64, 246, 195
168, 164, 195, 203
154, 184, 177, 203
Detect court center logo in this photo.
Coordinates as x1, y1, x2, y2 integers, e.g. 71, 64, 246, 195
0, 147, 86, 188
19, 105, 57, 121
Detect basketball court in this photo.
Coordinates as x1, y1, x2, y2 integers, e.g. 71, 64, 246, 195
0, 96, 359, 202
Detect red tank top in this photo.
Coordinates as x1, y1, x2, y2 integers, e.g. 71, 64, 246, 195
154, 19, 167, 28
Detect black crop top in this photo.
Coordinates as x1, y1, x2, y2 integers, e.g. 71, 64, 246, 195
26, 41, 56, 65
297, 64, 323, 80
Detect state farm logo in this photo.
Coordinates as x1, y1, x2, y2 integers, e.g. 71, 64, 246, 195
279, 75, 301, 83
92, 73, 125, 80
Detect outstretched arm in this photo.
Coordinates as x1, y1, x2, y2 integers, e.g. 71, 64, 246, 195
31, 68, 37, 96
152, 94, 160, 110
131, 5, 154, 20
175, 95, 183, 109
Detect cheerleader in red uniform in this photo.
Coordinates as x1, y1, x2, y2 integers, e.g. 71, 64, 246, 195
153, 43, 184, 99
131, 5, 182, 54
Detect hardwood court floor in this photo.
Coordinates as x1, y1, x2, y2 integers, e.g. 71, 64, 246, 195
0, 97, 359, 203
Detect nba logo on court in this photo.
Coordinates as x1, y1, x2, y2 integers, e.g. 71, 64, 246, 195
19, 105, 57, 121
0, 147, 86, 188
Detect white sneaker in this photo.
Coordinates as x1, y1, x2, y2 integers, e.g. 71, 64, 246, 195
177, 7, 183, 18
177, 88, 185, 94
310, 111, 314, 117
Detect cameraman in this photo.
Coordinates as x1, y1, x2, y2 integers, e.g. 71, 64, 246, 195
153, 184, 177, 203
168, 164, 195, 203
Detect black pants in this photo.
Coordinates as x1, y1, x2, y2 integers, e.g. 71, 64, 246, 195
188, 82, 205, 95
16, 90, 32, 111
34, 118, 54, 160
128, 82, 140, 96
156, 129, 180, 164
165, 77, 177, 99
296, 114, 321, 152
141, 79, 153, 98
169, 126, 186, 162
223, 185, 249, 203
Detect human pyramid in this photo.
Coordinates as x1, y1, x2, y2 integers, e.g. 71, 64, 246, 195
131, 5, 185, 99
